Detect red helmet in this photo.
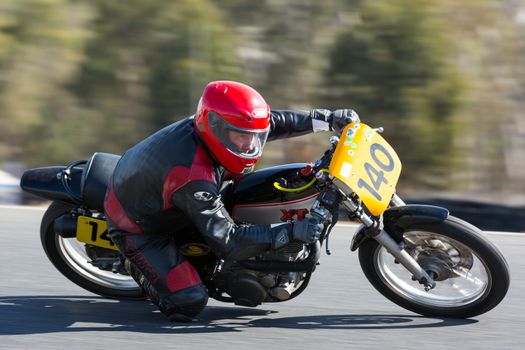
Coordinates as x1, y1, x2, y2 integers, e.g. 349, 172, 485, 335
195, 81, 271, 174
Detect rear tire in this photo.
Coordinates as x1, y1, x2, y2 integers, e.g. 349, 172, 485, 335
40, 201, 144, 299
358, 216, 509, 318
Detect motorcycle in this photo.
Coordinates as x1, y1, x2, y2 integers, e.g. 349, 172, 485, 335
20, 122, 510, 318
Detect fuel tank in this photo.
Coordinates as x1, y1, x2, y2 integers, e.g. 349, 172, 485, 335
227, 163, 319, 224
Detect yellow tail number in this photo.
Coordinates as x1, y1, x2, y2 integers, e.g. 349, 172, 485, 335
76, 216, 118, 251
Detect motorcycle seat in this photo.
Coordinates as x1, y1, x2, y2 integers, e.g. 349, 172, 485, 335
81, 152, 121, 212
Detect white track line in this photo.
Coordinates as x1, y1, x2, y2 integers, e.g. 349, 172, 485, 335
0, 204, 47, 211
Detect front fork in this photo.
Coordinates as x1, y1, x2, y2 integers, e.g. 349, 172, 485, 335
346, 193, 436, 291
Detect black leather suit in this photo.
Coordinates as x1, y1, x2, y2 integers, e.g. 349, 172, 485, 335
104, 109, 332, 320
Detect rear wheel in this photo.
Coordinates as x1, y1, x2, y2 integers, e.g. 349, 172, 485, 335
40, 201, 144, 299
358, 216, 509, 318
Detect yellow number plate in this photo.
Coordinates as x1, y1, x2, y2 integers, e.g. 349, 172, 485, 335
329, 123, 402, 216
76, 216, 118, 251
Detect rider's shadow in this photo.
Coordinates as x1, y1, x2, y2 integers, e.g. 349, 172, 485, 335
0, 296, 477, 335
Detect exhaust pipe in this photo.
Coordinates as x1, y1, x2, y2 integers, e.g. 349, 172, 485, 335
238, 241, 321, 272
53, 214, 78, 238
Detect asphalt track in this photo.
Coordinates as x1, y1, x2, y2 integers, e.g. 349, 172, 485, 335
1, 206, 523, 349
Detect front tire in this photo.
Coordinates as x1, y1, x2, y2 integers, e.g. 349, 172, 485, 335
40, 201, 144, 299
358, 216, 510, 318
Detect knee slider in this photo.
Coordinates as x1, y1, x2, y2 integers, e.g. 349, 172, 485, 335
160, 284, 209, 319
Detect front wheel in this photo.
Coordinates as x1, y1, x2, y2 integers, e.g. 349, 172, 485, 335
358, 216, 510, 318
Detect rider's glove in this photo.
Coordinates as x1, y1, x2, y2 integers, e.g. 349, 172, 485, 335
293, 216, 324, 243
273, 217, 324, 250
330, 109, 360, 134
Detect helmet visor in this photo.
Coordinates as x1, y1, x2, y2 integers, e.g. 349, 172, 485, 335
208, 112, 269, 159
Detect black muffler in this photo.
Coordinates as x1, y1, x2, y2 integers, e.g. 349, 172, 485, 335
53, 214, 78, 238
238, 241, 321, 272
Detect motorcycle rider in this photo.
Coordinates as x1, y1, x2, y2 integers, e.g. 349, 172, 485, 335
104, 80, 359, 322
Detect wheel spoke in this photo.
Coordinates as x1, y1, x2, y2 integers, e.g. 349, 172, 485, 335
58, 236, 139, 291
451, 267, 487, 288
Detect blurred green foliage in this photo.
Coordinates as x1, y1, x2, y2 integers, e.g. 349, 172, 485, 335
0, 0, 523, 197
324, 0, 464, 188
0, 0, 242, 164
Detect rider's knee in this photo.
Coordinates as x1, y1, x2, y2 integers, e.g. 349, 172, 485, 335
160, 284, 209, 321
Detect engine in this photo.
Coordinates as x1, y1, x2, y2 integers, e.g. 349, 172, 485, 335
217, 241, 310, 307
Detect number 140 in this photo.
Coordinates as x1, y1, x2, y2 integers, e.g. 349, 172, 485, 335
357, 143, 394, 202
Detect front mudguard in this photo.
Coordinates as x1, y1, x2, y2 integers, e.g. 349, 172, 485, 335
350, 205, 449, 251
